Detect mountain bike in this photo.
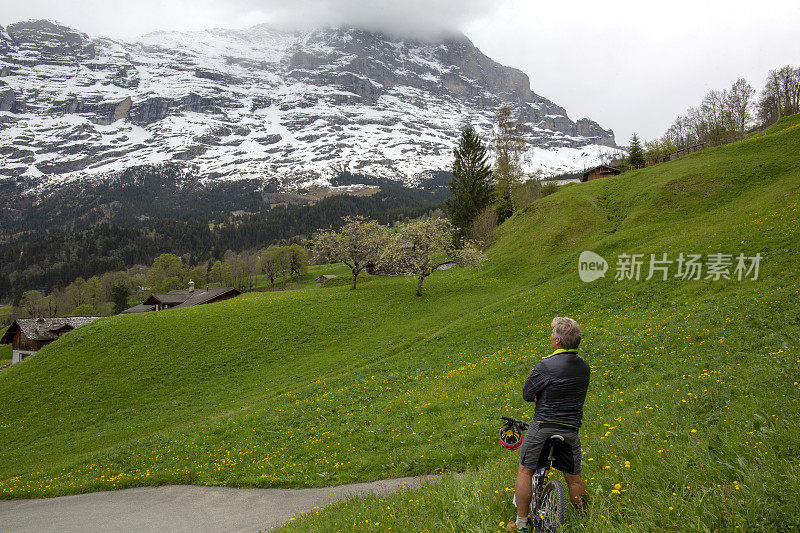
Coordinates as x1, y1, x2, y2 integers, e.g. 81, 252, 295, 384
500, 416, 568, 532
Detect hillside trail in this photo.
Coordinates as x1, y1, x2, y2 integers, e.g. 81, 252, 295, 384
0, 474, 440, 532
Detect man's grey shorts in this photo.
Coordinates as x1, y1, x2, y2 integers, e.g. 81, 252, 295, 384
519, 422, 582, 475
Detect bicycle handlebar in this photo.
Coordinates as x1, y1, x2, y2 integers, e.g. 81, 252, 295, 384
500, 416, 530, 430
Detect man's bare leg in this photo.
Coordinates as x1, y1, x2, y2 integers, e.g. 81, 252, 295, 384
563, 472, 589, 513
514, 464, 534, 520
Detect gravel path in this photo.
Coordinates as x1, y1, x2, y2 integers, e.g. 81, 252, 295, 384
0, 475, 440, 532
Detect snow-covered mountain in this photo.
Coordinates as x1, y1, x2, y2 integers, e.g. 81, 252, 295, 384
0, 19, 622, 190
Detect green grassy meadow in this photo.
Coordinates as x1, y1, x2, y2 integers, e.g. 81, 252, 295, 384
1, 120, 799, 532
0, 330, 10, 366
1, 306, 11, 365
763, 112, 800, 135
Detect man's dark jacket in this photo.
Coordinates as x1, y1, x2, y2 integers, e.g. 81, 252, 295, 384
523, 349, 590, 428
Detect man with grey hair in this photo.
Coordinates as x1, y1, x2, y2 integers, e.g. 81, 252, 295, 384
507, 317, 590, 532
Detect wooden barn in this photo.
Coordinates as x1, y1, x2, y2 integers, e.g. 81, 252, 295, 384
121, 281, 241, 314
581, 165, 622, 182
1, 317, 101, 363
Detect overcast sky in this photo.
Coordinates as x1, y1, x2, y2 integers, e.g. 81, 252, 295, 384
2, 0, 799, 142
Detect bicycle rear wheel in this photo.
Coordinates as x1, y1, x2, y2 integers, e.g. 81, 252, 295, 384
537, 479, 567, 531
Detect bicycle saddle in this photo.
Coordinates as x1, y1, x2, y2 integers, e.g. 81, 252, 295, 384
550, 435, 565, 442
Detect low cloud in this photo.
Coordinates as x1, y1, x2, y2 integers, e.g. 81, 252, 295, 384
1, 0, 502, 40
237, 0, 502, 39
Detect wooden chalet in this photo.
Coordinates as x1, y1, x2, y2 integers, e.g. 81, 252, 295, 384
581, 165, 622, 182
315, 275, 337, 286
121, 281, 241, 314
1, 317, 101, 363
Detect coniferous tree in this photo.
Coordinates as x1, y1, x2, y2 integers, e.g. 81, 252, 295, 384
446, 127, 494, 241
110, 283, 130, 314
628, 133, 645, 168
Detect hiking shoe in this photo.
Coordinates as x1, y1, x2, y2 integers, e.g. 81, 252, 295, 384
506, 519, 529, 532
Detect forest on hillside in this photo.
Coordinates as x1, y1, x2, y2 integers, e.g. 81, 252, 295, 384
0, 167, 451, 303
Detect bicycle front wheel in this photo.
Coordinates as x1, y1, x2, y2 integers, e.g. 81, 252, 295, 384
537, 479, 567, 531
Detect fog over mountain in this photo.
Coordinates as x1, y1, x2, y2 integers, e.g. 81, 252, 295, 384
2, 0, 501, 40
4, 0, 798, 144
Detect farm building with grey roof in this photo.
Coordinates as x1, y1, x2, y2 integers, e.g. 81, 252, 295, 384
121, 282, 241, 314
1, 317, 101, 364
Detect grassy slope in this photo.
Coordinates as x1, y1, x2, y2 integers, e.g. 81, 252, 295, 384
763, 112, 800, 135
0, 306, 10, 365
0, 333, 8, 365
1, 123, 799, 531
279, 125, 800, 532
0, 331, 9, 365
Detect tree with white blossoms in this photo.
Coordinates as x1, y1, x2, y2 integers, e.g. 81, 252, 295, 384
311, 216, 390, 290
383, 217, 487, 297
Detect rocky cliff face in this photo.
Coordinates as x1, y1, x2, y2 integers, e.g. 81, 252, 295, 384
0, 20, 620, 190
